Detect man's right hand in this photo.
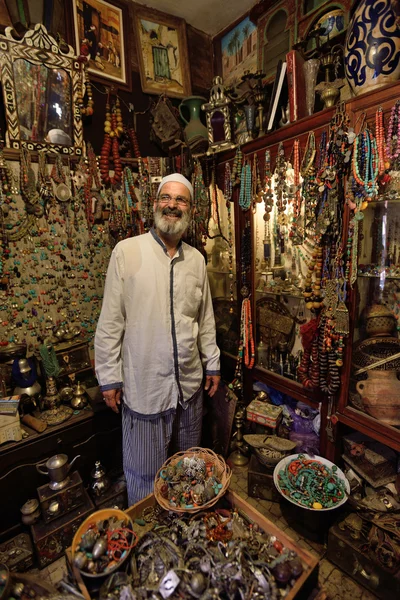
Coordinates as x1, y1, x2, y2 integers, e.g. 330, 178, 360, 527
102, 388, 121, 413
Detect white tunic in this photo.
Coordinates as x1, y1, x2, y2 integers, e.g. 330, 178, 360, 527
94, 230, 220, 415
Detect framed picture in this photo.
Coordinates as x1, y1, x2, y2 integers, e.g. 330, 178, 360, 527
133, 4, 191, 99
71, 0, 131, 90
215, 14, 257, 88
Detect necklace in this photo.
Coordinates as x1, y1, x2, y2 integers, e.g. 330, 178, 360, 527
375, 106, 386, 176
100, 98, 123, 186
239, 162, 252, 210
352, 128, 378, 201
386, 99, 400, 163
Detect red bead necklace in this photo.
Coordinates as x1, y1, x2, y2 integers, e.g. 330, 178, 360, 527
100, 98, 123, 186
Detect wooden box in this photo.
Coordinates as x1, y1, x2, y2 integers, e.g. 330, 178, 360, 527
327, 524, 400, 600
0, 533, 34, 572
67, 490, 318, 600
38, 471, 85, 523
31, 489, 94, 569
248, 454, 281, 502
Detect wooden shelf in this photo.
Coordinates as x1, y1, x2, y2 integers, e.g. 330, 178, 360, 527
337, 406, 400, 453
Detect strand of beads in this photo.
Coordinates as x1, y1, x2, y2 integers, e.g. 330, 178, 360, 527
239, 161, 252, 210
262, 149, 274, 222
224, 164, 235, 314
352, 128, 378, 203
242, 297, 255, 368
274, 143, 288, 218
375, 106, 386, 176
100, 99, 123, 186
290, 139, 301, 239
231, 146, 242, 186
386, 100, 400, 167
79, 67, 94, 117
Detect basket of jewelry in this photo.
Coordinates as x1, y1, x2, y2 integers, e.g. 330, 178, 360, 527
154, 446, 232, 513
273, 454, 350, 511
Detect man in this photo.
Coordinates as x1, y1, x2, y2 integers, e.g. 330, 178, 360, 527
94, 173, 220, 504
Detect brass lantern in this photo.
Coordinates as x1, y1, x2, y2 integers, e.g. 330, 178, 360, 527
202, 76, 236, 154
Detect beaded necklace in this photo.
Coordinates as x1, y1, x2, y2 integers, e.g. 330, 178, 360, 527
238, 161, 252, 210
386, 100, 400, 165
274, 143, 288, 217
224, 165, 235, 313
231, 146, 242, 186
100, 98, 123, 187
375, 106, 386, 176
352, 128, 379, 202
20, 149, 39, 208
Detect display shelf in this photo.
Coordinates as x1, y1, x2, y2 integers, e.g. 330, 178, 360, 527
337, 407, 400, 453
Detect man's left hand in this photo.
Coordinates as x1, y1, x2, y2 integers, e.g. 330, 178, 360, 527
204, 375, 220, 397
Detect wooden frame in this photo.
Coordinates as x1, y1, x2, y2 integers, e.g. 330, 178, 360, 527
71, 0, 131, 91
133, 4, 191, 99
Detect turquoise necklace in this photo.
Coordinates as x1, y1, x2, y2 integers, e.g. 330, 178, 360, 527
239, 162, 252, 210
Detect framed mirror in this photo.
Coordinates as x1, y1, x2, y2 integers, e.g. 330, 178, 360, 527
0, 24, 83, 154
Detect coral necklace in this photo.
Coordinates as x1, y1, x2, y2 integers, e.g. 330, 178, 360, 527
100, 98, 123, 186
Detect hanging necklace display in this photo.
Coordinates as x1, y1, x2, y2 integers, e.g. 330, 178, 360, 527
301, 132, 318, 227
77, 66, 94, 117
231, 146, 242, 186
123, 166, 144, 237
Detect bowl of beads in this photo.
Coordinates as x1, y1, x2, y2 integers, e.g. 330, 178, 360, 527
273, 454, 350, 511
154, 446, 232, 513
71, 508, 137, 579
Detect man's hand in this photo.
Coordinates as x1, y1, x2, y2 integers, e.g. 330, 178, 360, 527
204, 375, 220, 398
102, 388, 121, 413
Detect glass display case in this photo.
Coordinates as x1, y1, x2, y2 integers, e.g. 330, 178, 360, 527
205, 186, 238, 357
350, 190, 400, 433
253, 150, 313, 381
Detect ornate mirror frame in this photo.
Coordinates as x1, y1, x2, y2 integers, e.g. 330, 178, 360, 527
0, 24, 83, 154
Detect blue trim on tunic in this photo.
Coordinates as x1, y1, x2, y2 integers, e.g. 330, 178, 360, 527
100, 382, 123, 391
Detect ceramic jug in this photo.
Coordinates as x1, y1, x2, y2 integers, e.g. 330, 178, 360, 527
36, 453, 80, 483
345, 0, 400, 96
356, 370, 400, 425
179, 96, 208, 142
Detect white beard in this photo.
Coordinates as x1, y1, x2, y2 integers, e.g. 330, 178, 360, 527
154, 207, 191, 236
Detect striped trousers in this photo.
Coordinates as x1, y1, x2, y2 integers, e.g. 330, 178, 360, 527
122, 387, 203, 505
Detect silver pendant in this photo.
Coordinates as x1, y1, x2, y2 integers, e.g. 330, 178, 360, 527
55, 183, 71, 202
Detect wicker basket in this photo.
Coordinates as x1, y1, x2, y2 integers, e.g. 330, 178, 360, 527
154, 446, 231, 514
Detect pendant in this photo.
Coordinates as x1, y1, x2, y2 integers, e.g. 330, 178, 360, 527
55, 183, 71, 202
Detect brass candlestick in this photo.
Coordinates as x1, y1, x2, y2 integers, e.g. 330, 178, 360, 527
229, 406, 249, 466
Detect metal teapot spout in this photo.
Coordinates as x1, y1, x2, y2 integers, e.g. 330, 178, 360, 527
67, 454, 80, 474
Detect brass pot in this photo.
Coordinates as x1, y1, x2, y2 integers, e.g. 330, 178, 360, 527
365, 304, 396, 337
71, 382, 87, 410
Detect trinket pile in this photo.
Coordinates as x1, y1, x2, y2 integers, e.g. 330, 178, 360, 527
73, 515, 137, 576
276, 455, 348, 510
158, 455, 224, 509
124, 505, 305, 599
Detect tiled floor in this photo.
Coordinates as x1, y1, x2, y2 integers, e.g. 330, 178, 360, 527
31, 463, 379, 599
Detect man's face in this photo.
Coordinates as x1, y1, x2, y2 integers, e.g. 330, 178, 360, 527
153, 181, 192, 236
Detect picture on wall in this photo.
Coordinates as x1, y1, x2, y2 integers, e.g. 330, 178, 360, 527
221, 16, 257, 87
72, 0, 130, 89
133, 5, 191, 98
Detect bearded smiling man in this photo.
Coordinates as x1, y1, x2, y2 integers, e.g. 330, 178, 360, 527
94, 173, 220, 504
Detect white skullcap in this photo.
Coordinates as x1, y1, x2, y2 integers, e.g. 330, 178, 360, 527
157, 173, 193, 200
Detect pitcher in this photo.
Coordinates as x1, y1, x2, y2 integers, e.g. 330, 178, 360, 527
179, 96, 208, 142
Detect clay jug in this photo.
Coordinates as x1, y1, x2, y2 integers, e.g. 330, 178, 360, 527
345, 0, 400, 96
179, 96, 208, 142
356, 370, 400, 425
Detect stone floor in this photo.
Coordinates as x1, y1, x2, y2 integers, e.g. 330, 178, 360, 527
29, 463, 379, 599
